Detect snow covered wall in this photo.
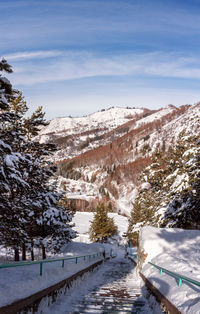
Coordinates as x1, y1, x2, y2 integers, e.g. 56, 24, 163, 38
139, 226, 200, 265
139, 227, 200, 312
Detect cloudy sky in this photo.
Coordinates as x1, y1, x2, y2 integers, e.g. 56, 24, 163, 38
1, 0, 200, 119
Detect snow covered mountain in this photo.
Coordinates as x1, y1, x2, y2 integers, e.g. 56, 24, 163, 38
37, 107, 151, 161
38, 104, 200, 216
39, 107, 145, 138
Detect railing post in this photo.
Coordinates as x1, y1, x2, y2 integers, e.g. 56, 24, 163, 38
75, 257, 78, 264
160, 269, 163, 275
62, 259, 64, 268
40, 262, 43, 276
84, 256, 86, 260
179, 278, 182, 287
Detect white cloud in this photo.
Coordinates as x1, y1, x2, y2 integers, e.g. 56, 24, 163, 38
5, 50, 64, 61
8, 50, 200, 86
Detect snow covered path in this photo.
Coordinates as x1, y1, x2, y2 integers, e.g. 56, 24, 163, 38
39, 249, 162, 314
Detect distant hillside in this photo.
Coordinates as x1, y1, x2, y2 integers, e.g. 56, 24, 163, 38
37, 107, 150, 160
39, 104, 200, 216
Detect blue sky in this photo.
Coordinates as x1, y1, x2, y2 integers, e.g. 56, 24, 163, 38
1, 0, 200, 119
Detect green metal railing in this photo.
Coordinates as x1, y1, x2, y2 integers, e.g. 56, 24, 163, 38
149, 262, 200, 288
0, 252, 103, 276
128, 253, 137, 259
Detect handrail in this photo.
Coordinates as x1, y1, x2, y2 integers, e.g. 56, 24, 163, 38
128, 253, 137, 259
149, 262, 200, 288
0, 252, 103, 276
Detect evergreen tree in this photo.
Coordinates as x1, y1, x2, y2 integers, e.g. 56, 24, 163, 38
128, 199, 143, 233
0, 59, 76, 260
161, 137, 200, 228
128, 132, 200, 236
89, 203, 118, 242
0, 59, 31, 259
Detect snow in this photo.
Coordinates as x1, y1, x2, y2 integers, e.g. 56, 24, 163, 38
38, 247, 162, 314
35, 103, 200, 217
140, 182, 151, 190
149, 103, 200, 152
1, 225, 199, 312
170, 173, 189, 192
9, 173, 29, 186
115, 185, 138, 216
131, 105, 175, 130
140, 226, 200, 313
0, 140, 11, 151
67, 193, 95, 201
0, 242, 104, 308
0, 210, 128, 308
39, 107, 144, 139
5, 154, 16, 167
139, 226, 200, 265
1, 103, 198, 311
0, 77, 11, 86
56, 176, 99, 198
72, 211, 128, 243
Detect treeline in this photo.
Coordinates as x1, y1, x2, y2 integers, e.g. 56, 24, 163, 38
127, 132, 200, 242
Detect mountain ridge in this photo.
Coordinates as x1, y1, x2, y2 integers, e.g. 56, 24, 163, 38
38, 103, 199, 216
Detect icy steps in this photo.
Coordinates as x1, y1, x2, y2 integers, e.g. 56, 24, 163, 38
71, 280, 145, 313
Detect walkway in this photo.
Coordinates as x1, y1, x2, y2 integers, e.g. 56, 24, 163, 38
39, 249, 163, 314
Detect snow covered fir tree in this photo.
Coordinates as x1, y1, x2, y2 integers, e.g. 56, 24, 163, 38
89, 203, 118, 242
128, 132, 200, 241
0, 59, 76, 261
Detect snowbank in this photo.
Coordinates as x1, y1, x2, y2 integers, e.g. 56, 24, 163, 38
0, 209, 127, 308
139, 226, 200, 265
0, 242, 104, 308
139, 226, 200, 313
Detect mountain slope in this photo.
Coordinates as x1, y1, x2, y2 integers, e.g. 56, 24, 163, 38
39, 104, 200, 216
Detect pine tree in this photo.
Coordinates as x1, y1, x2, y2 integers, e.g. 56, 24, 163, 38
0, 59, 76, 260
0, 59, 31, 260
89, 203, 118, 242
128, 199, 143, 232
128, 132, 200, 236
161, 137, 200, 228
13, 98, 76, 259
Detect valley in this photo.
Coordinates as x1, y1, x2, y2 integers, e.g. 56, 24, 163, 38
39, 104, 200, 215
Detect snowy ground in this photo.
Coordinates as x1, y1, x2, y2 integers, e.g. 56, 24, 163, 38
140, 226, 200, 314
38, 247, 162, 314
3, 218, 199, 313
0, 242, 105, 308
0, 211, 128, 308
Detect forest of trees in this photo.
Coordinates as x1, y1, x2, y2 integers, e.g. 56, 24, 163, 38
0, 59, 76, 261
128, 132, 200, 241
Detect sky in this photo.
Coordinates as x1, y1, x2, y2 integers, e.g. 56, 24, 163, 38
1, 0, 200, 119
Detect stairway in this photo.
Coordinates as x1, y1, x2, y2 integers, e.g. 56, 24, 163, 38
43, 254, 159, 314
71, 288, 146, 313
71, 261, 146, 313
